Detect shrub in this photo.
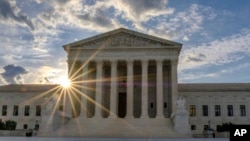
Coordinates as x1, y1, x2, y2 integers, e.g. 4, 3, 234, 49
217, 122, 234, 132
5, 120, 17, 130
0, 120, 6, 130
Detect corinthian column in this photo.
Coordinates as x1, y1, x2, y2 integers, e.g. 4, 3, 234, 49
95, 60, 103, 118
156, 59, 164, 118
171, 60, 178, 114
126, 60, 134, 118
141, 60, 148, 117
110, 60, 118, 118
81, 63, 88, 117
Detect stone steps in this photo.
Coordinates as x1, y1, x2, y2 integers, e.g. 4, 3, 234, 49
40, 117, 190, 138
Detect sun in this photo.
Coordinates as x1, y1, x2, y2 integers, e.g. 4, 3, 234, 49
59, 77, 71, 88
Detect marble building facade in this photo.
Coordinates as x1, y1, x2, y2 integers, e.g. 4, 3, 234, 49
0, 28, 250, 137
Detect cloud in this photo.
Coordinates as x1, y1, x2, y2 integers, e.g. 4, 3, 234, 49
147, 4, 217, 40
179, 63, 250, 82
0, 0, 34, 30
32, 0, 118, 33
179, 29, 250, 72
77, 9, 113, 28
187, 53, 206, 62
20, 65, 67, 84
110, 0, 174, 22
39, 77, 50, 84
0, 64, 28, 84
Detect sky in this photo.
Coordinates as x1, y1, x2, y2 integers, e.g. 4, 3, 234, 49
0, 0, 250, 85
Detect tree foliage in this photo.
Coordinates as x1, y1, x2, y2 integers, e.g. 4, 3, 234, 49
0, 119, 17, 130
217, 122, 234, 132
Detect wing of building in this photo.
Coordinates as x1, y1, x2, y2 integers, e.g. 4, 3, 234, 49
0, 28, 250, 137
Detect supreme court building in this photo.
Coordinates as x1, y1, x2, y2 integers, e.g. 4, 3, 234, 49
0, 28, 250, 137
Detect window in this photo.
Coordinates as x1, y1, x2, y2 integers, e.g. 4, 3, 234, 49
227, 105, 233, 116
36, 105, 41, 116
189, 105, 196, 117
204, 125, 208, 130
13, 105, 18, 116
202, 105, 208, 116
2, 105, 7, 116
59, 105, 64, 111
24, 105, 30, 116
23, 124, 28, 129
191, 125, 196, 130
240, 105, 246, 116
215, 105, 221, 116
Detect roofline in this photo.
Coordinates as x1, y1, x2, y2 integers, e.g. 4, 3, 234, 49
0, 84, 59, 93
178, 83, 250, 92
63, 28, 182, 50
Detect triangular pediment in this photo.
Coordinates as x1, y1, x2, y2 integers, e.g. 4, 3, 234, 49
63, 28, 182, 50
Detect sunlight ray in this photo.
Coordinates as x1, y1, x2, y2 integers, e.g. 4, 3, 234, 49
20, 85, 61, 109
68, 37, 112, 82
45, 92, 64, 130
70, 86, 111, 115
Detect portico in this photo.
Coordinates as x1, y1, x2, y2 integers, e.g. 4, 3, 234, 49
61, 28, 183, 137
75, 59, 174, 118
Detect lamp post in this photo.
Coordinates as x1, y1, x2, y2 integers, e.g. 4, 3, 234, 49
208, 120, 211, 129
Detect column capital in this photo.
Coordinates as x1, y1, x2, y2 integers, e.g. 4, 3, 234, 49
156, 59, 163, 65
141, 59, 148, 65
95, 60, 103, 64
171, 59, 178, 65
111, 60, 118, 64
126, 59, 134, 64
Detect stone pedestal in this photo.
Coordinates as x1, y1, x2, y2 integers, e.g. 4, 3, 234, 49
173, 110, 191, 134
172, 97, 191, 135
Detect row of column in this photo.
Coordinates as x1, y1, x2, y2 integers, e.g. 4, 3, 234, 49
78, 59, 178, 118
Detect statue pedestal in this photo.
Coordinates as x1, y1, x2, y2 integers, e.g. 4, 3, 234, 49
173, 110, 191, 134
172, 97, 191, 135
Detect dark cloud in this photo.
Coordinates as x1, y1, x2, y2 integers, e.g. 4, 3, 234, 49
40, 77, 50, 84
0, 0, 34, 30
55, 0, 69, 5
77, 9, 113, 28
188, 53, 206, 62
123, 0, 166, 14
1, 64, 28, 84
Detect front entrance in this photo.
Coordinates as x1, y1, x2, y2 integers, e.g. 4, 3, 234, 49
118, 92, 127, 118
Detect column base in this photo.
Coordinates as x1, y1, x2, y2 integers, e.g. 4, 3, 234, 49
109, 114, 117, 119
125, 115, 134, 119
140, 115, 149, 119
156, 115, 165, 119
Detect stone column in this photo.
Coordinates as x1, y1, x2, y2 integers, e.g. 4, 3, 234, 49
127, 60, 134, 118
81, 63, 88, 117
71, 61, 82, 118
141, 60, 148, 117
110, 60, 118, 118
156, 59, 164, 118
95, 60, 103, 118
171, 60, 178, 114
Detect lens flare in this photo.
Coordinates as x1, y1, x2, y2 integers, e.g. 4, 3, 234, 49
59, 77, 71, 88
